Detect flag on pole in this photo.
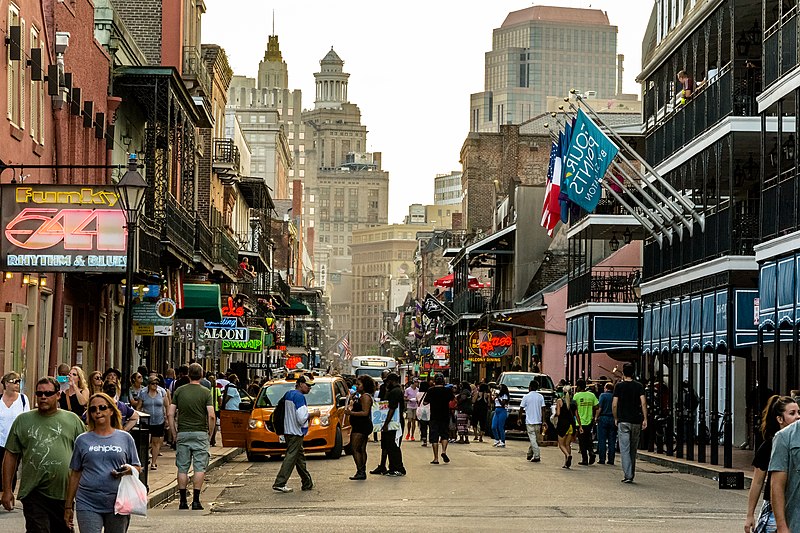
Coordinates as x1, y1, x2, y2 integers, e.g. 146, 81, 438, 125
562, 109, 620, 212
340, 333, 352, 360
541, 141, 558, 229
379, 330, 389, 345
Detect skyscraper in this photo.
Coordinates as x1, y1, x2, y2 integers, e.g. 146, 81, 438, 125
470, 5, 620, 132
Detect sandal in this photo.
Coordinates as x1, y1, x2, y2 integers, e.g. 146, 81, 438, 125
430, 460, 439, 464
150, 464, 158, 471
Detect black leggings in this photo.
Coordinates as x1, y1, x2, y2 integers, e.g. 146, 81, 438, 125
350, 432, 369, 474
419, 420, 429, 442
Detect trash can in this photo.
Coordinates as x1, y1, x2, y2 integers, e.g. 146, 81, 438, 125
130, 413, 150, 489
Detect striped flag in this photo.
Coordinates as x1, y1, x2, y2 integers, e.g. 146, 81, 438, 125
341, 333, 352, 360
541, 142, 558, 229
379, 330, 390, 345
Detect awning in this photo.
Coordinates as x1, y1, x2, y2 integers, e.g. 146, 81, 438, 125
175, 284, 223, 322
274, 297, 311, 317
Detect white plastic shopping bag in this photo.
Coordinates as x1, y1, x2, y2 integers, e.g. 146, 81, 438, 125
114, 465, 148, 517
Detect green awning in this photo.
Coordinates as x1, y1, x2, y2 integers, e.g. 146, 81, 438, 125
175, 284, 223, 322
274, 297, 311, 317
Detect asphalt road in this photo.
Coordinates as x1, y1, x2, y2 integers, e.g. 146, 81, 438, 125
0, 436, 751, 532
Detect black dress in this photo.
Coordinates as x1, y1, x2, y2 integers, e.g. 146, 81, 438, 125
350, 394, 373, 436
59, 392, 86, 417
556, 398, 575, 438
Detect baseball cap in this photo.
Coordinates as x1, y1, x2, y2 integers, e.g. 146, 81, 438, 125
296, 375, 315, 386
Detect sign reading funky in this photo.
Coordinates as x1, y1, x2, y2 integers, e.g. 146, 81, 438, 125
1, 185, 127, 272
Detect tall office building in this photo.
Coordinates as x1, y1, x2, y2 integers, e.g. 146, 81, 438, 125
434, 171, 463, 206
470, 5, 620, 132
302, 49, 390, 345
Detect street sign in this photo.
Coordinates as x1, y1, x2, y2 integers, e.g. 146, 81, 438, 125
463, 360, 472, 372
156, 298, 176, 319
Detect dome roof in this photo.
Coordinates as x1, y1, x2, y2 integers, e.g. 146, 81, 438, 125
321, 47, 343, 65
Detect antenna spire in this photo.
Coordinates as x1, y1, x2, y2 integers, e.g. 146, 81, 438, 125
272, 9, 275, 35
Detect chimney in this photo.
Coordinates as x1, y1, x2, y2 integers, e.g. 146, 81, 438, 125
617, 54, 624, 97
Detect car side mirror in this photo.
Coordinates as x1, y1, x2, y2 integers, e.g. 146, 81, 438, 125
337, 397, 347, 407
238, 400, 253, 411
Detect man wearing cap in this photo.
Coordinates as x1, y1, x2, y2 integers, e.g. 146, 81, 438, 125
273, 375, 320, 493
382, 373, 406, 477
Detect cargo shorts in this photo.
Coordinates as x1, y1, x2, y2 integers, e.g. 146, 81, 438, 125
175, 431, 210, 474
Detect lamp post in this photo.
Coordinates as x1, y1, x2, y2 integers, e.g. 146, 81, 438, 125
115, 154, 149, 385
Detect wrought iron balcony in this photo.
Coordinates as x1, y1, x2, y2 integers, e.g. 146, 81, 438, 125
271, 274, 291, 305
220, 280, 254, 301
137, 220, 162, 276
236, 231, 269, 270
213, 138, 241, 176
193, 218, 213, 267
162, 194, 195, 261
213, 230, 239, 275
568, 267, 640, 308
451, 288, 492, 315
182, 46, 211, 97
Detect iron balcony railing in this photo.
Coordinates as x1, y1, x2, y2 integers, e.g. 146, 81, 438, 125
213, 230, 239, 274
271, 274, 291, 304
213, 138, 241, 175
221, 280, 254, 301
763, 172, 800, 239
643, 206, 758, 281
163, 194, 195, 260
137, 220, 161, 276
764, 12, 797, 88
194, 218, 213, 266
568, 267, 640, 308
451, 288, 492, 315
182, 46, 211, 96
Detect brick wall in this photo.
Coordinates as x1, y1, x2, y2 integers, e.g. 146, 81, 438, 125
110, 0, 162, 65
460, 125, 550, 232
196, 129, 212, 221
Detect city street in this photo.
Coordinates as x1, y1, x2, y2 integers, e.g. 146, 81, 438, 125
1, 438, 748, 532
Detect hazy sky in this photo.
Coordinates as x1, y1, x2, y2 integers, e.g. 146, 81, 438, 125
203, 1, 653, 223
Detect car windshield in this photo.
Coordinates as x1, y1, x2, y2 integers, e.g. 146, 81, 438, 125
501, 374, 554, 390
355, 368, 385, 378
256, 382, 333, 407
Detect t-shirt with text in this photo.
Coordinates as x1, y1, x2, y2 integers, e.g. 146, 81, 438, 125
769, 422, 800, 530
573, 391, 599, 426
4, 409, 86, 500
172, 383, 212, 433
69, 429, 140, 513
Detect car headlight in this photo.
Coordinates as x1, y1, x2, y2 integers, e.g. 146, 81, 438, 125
248, 418, 263, 429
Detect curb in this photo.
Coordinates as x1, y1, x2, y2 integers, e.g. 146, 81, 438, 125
636, 450, 752, 489
148, 447, 244, 508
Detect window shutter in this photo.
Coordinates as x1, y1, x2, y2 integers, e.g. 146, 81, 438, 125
29, 29, 35, 138
38, 45, 44, 144
6, 9, 13, 120
19, 18, 25, 131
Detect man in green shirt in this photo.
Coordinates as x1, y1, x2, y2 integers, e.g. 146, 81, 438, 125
573, 379, 599, 466
168, 363, 214, 511
1, 376, 85, 532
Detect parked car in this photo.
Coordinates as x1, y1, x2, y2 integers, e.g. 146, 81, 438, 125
220, 373, 352, 461
494, 372, 556, 431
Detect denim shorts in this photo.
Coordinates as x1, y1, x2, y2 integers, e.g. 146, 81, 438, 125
175, 431, 210, 474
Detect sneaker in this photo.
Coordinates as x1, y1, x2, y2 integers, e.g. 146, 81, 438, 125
369, 466, 387, 475
532, 457, 541, 462
589, 455, 596, 465
608, 461, 615, 466
179, 500, 189, 510
349, 472, 367, 480
577, 461, 589, 466
598, 460, 606, 465
566, 456, 572, 468
191, 501, 203, 511
301, 485, 314, 491
385, 470, 403, 477
497, 442, 506, 448
621, 478, 633, 484
405, 434, 410, 440
421, 442, 427, 447
273, 486, 293, 493
441, 453, 450, 463
493, 441, 499, 447
526, 455, 533, 461
410, 436, 415, 441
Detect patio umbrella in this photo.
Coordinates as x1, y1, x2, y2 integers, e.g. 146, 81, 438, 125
434, 273, 487, 289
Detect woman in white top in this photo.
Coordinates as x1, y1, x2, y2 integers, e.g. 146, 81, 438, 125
0, 371, 30, 491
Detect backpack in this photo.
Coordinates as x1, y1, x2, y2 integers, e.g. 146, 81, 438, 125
270, 394, 288, 436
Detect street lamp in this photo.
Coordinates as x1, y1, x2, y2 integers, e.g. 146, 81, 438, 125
115, 154, 148, 385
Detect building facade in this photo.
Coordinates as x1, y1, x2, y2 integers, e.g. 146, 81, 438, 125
470, 5, 620, 132
434, 171, 463, 205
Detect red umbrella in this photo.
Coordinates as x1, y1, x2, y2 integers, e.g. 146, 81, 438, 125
434, 273, 487, 289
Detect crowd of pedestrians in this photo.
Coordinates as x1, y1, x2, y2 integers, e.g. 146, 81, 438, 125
0, 361, 242, 532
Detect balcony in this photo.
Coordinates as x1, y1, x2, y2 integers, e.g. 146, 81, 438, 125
764, 11, 797, 88
213, 138, 241, 177
162, 194, 195, 261
182, 46, 211, 97
212, 230, 239, 276
285, 330, 306, 347
193, 218, 213, 268
236, 230, 269, 270
137, 220, 162, 276
221, 280, 254, 302
568, 267, 640, 308
451, 288, 492, 315
643, 206, 758, 281
271, 274, 291, 305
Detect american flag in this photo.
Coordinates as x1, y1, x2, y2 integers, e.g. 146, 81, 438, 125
379, 330, 389, 345
541, 141, 559, 233
341, 333, 352, 360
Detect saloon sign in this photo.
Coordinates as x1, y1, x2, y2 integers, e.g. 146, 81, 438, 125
468, 329, 512, 362
0, 185, 127, 272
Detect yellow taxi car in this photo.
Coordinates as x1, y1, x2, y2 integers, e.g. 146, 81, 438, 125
221, 373, 352, 461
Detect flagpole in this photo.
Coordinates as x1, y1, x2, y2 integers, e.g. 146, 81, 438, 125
559, 104, 691, 239
569, 91, 705, 231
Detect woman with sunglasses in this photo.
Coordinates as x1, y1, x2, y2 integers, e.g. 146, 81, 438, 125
65, 393, 141, 533
140, 373, 169, 470
88, 371, 104, 396
128, 373, 144, 410
59, 366, 90, 417
0, 372, 29, 493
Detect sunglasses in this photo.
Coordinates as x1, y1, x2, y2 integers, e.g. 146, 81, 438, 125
93, 376, 103, 381
35, 390, 58, 397
89, 404, 110, 413
5, 378, 20, 384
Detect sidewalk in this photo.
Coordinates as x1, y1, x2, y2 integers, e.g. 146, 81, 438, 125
146, 442, 243, 508
637, 446, 754, 489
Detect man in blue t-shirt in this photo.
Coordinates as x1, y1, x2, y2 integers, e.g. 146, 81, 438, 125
272, 376, 320, 493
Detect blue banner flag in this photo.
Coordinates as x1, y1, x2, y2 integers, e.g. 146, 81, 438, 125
562, 110, 620, 212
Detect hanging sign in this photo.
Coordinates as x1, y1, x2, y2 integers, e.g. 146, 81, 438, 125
222, 296, 245, 317
467, 329, 512, 361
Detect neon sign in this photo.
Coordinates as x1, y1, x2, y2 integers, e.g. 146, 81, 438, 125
468, 329, 512, 359
0, 185, 127, 272
222, 296, 245, 317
